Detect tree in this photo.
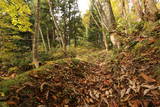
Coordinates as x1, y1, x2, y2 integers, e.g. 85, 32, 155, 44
46, 0, 83, 51
86, 1, 102, 47
89, 0, 117, 50
0, 0, 32, 32
0, 0, 32, 69
103, 0, 116, 31
33, 0, 40, 68
132, 0, 159, 21
132, 0, 145, 21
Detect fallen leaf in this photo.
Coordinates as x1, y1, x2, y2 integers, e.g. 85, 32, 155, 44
120, 89, 126, 98
64, 105, 69, 107
45, 91, 49, 100
24, 82, 34, 87
105, 90, 110, 96
126, 88, 131, 94
40, 82, 49, 92
16, 86, 26, 93
52, 95, 57, 101
36, 96, 45, 104
144, 89, 150, 95
109, 100, 118, 107
10, 73, 16, 78
62, 99, 70, 104
141, 84, 157, 90
103, 80, 111, 86
129, 100, 142, 107
153, 101, 160, 106
140, 73, 156, 83
6, 101, 17, 105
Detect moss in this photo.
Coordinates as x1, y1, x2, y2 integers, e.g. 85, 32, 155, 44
0, 72, 29, 94
0, 102, 9, 107
71, 59, 80, 65
56, 59, 67, 65
155, 66, 160, 75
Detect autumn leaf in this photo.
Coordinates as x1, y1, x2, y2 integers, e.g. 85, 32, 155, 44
6, 101, 17, 105
129, 100, 142, 107
140, 73, 156, 83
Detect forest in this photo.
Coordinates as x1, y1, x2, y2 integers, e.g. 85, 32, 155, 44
0, 0, 160, 106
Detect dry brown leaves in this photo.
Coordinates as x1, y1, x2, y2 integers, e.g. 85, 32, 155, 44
3, 45, 160, 106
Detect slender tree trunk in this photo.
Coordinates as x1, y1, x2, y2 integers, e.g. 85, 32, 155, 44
92, 0, 109, 50
33, 0, 40, 68
132, 0, 145, 21
91, 0, 117, 50
46, 27, 51, 51
74, 20, 77, 48
74, 36, 77, 48
120, 0, 126, 17
39, 26, 47, 52
102, 30, 109, 51
68, 1, 71, 47
120, 0, 129, 34
52, 26, 55, 47
47, 0, 66, 52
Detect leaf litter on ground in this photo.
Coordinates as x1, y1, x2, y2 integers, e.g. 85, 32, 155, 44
1, 40, 160, 107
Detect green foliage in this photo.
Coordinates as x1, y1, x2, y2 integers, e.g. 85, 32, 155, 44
0, 102, 8, 107
8, 66, 19, 73
0, 42, 32, 72
117, 18, 144, 34
141, 21, 160, 37
0, 0, 32, 32
0, 0, 33, 73
0, 72, 29, 94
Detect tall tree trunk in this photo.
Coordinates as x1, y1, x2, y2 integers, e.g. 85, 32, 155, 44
46, 27, 51, 51
33, 0, 40, 68
47, 0, 66, 52
52, 26, 56, 47
39, 26, 47, 52
91, 0, 117, 50
120, 0, 126, 17
103, 0, 117, 49
132, 0, 145, 21
104, 0, 116, 31
120, 0, 129, 34
74, 36, 77, 48
102, 30, 109, 51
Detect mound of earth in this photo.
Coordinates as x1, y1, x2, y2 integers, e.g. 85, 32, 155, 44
3, 50, 160, 107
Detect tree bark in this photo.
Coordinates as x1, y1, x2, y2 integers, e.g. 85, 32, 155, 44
103, 0, 117, 49
120, 0, 126, 17
52, 26, 56, 47
104, 0, 116, 31
91, 0, 117, 50
46, 27, 51, 51
102, 30, 109, 51
39, 26, 47, 52
47, 0, 66, 52
132, 0, 145, 21
33, 0, 40, 68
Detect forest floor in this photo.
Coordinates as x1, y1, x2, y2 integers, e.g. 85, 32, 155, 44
0, 36, 160, 107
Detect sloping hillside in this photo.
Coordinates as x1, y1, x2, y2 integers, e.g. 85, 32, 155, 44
0, 33, 160, 107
